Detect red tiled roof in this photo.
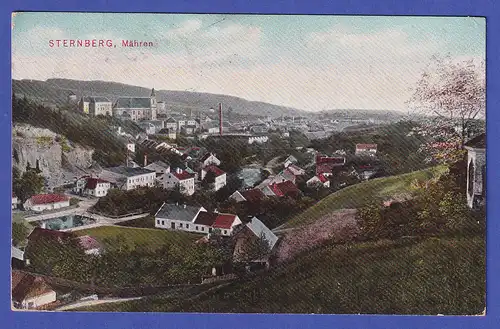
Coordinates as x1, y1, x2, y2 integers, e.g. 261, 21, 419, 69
172, 170, 194, 180
316, 163, 335, 175
317, 173, 328, 183
85, 178, 109, 190
194, 211, 218, 226
204, 165, 225, 177
241, 189, 266, 202
213, 214, 238, 229
269, 183, 284, 197
356, 143, 378, 149
275, 180, 300, 196
29, 194, 69, 205
269, 181, 300, 197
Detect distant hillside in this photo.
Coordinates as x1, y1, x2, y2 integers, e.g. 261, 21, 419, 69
318, 109, 407, 121
12, 78, 307, 117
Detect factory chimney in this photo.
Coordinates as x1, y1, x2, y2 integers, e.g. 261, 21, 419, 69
219, 102, 223, 136
144, 153, 148, 167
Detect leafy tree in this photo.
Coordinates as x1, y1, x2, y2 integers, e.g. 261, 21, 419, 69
239, 232, 271, 263
358, 202, 384, 238
25, 233, 91, 282
12, 222, 29, 247
13, 168, 45, 204
201, 170, 216, 190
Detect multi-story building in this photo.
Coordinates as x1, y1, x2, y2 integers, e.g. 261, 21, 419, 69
165, 117, 177, 130
100, 166, 156, 191
164, 168, 196, 195
144, 161, 171, 185
113, 88, 157, 122
79, 96, 113, 116
74, 177, 112, 197
200, 165, 227, 191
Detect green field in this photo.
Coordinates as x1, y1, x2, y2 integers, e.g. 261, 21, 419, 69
285, 165, 447, 228
74, 234, 485, 315
75, 226, 200, 250
115, 216, 156, 229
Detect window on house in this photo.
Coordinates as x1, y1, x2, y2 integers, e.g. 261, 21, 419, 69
186, 224, 189, 229
157, 220, 160, 225
224, 230, 227, 235
162, 220, 165, 225
209, 228, 213, 233
201, 227, 205, 231
196, 226, 199, 230
179, 223, 183, 228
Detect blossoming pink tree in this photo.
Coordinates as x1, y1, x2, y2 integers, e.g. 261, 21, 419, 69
407, 55, 485, 164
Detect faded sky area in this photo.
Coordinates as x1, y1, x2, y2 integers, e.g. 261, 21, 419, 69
12, 13, 485, 111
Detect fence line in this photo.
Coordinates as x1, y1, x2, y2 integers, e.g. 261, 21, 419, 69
86, 208, 145, 219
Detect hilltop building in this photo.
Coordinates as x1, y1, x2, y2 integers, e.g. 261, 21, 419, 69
113, 88, 157, 121
78, 96, 113, 116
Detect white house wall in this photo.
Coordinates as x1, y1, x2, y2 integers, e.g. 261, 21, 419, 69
126, 173, 156, 190
29, 200, 70, 212
22, 291, 57, 309
467, 148, 486, 208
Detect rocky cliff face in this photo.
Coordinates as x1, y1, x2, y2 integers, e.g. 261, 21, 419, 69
12, 124, 94, 188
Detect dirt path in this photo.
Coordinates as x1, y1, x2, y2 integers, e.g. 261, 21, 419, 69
55, 297, 143, 311
275, 209, 359, 263
265, 156, 282, 172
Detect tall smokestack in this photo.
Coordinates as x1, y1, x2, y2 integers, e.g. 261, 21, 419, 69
144, 153, 148, 167
219, 102, 223, 136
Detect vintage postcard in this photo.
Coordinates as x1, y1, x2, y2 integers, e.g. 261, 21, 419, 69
11, 13, 485, 314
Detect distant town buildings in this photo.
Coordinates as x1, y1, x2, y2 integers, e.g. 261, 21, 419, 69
355, 143, 378, 155
307, 174, 330, 188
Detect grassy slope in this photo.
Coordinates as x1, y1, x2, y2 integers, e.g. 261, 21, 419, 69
76, 235, 485, 315
72, 166, 485, 315
286, 165, 447, 228
74, 226, 199, 250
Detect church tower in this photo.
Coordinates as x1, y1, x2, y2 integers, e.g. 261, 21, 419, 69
150, 88, 157, 120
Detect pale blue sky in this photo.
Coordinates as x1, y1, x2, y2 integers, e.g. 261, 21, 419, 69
12, 13, 485, 111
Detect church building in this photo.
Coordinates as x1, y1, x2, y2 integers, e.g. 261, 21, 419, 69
113, 88, 158, 121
